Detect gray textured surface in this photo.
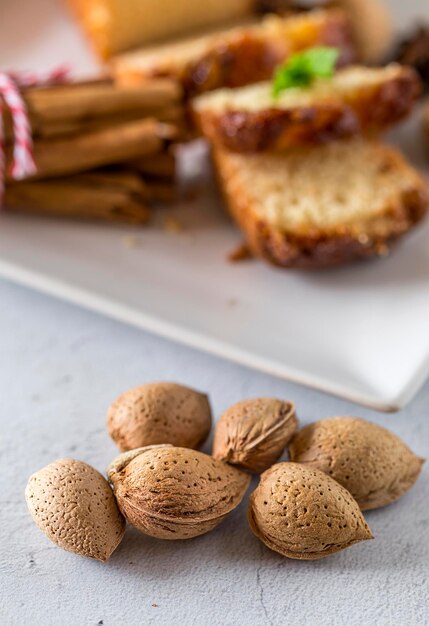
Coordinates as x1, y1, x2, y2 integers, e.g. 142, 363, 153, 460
1, 279, 428, 626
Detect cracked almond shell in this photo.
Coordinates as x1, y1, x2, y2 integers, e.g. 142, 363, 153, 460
108, 445, 251, 540
25, 458, 126, 562
289, 417, 425, 510
212, 398, 298, 473
107, 382, 212, 452
249, 462, 373, 560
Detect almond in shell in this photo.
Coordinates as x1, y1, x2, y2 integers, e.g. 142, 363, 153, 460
213, 398, 298, 473
108, 445, 251, 540
107, 382, 212, 452
248, 462, 373, 560
289, 417, 425, 510
25, 458, 125, 562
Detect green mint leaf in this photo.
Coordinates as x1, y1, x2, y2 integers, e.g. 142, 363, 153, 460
272, 47, 340, 97
303, 46, 340, 77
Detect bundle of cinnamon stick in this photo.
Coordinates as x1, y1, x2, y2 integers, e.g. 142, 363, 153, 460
3, 78, 185, 225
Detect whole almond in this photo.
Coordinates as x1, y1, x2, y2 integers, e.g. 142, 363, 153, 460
25, 459, 125, 562
213, 398, 298, 473
289, 417, 425, 510
249, 462, 373, 560
108, 445, 251, 540
107, 382, 212, 452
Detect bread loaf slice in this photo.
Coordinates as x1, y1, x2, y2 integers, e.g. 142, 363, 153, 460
112, 10, 356, 96
193, 64, 421, 152
69, 0, 256, 58
214, 140, 429, 268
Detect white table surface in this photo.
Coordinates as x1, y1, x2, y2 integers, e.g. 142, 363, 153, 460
1, 278, 428, 626
2, 0, 429, 414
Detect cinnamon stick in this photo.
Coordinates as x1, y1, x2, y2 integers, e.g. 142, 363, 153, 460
28, 79, 181, 122
140, 179, 177, 202
93, 165, 178, 202
33, 106, 184, 140
4, 79, 183, 141
5, 174, 150, 225
6, 119, 172, 180
76, 170, 148, 196
131, 151, 177, 178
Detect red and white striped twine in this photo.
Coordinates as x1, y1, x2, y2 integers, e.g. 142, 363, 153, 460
0, 66, 69, 203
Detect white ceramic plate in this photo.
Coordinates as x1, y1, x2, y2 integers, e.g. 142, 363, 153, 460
1, 0, 429, 412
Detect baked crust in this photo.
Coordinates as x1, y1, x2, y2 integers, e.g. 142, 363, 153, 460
113, 10, 356, 97
180, 12, 355, 97
214, 145, 429, 269
196, 67, 421, 152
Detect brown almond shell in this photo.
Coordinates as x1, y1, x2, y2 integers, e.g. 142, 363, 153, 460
248, 462, 373, 560
212, 398, 298, 472
108, 445, 251, 540
289, 417, 425, 510
107, 382, 212, 452
25, 459, 126, 562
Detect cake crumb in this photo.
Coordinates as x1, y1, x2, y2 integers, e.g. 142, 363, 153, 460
228, 243, 253, 263
376, 243, 390, 257
164, 216, 184, 233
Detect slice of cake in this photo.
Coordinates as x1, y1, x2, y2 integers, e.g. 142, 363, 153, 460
112, 10, 356, 96
214, 139, 429, 268
68, 0, 256, 58
193, 64, 420, 152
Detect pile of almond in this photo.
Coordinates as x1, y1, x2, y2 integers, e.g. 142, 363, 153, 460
26, 382, 424, 563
